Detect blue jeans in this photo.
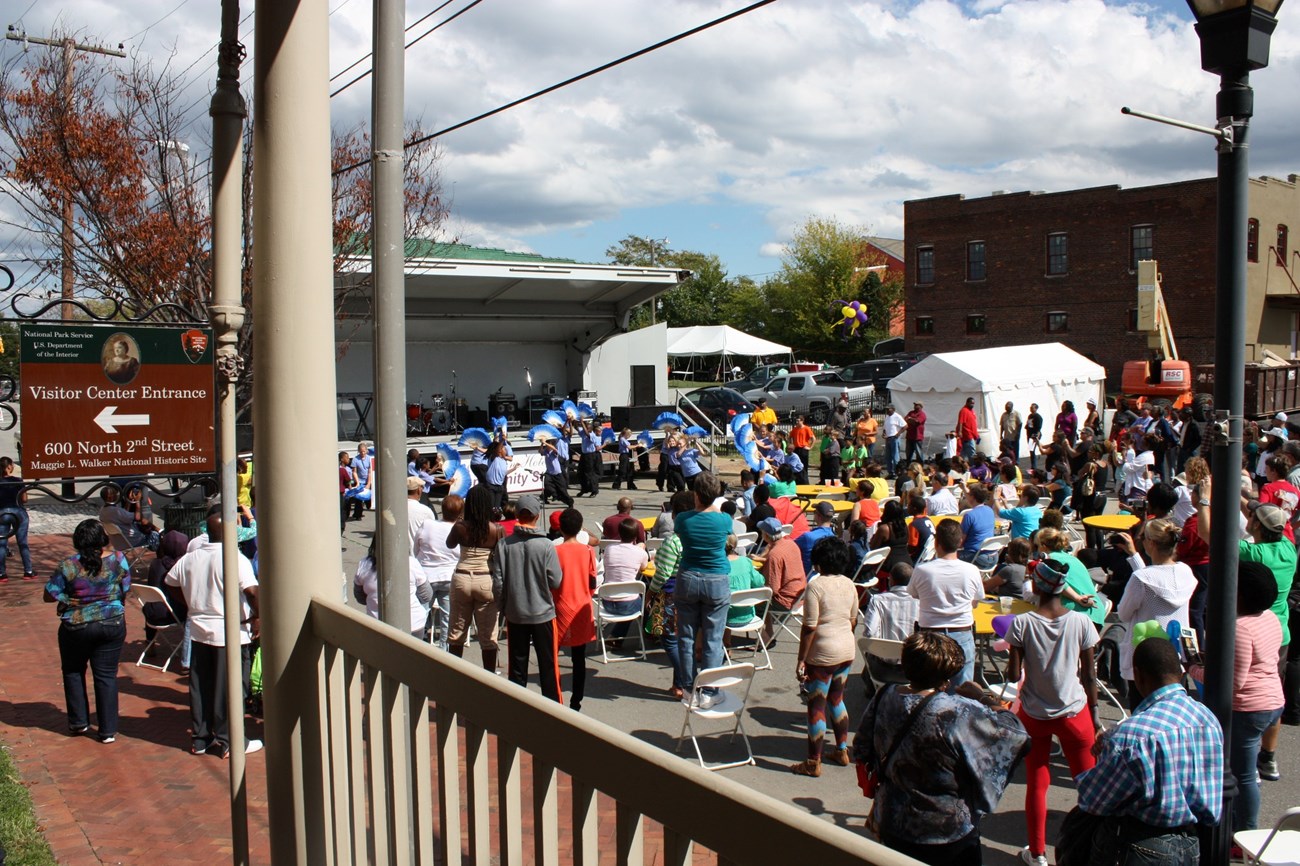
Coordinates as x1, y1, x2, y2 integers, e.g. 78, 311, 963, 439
601, 597, 642, 640
1232, 706, 1284, 830
957, 548, 998, 571
658, 595, 689, 690
943, 628, 976, 688
961, 439, 977, 459
58, 616, 127, 736
885, 437, 900, 474
429, 584, 451, 650
1092, 823, 1200, 866
673, 569, 730, 692
0, 506, 33, 576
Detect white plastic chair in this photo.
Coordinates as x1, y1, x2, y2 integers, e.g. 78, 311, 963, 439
597, 538, 620, 562
976, 535, 1010, 578
132, 584, 185, 672
593, 580, 647, 664
646, 537, 666, 556
723, 587, 773, 671
859, 637, 908, 691
915, 534, 936, 565
676, 663, 756, 771
734, 531, 759, 556
1235, 806, 1300, 865
851, 547, 889, 585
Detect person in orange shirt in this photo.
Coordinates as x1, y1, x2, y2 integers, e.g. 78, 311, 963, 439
855, 410, 879, 463
789, 415, 815, 485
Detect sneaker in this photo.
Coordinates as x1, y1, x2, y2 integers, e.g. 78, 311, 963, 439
68, 725, 88, 736
98, 735, 116, 744
207, 741, 231, 759
1258, 754, 1280, 782
1020, 849, 1048, 866
696, 692, 717, 710
245, 739, 264, 755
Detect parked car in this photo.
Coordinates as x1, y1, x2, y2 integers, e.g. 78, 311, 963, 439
742, 371, 872, 425
838, 353, 925, 407
728, 361, 821, 393
678, 386, 755, 430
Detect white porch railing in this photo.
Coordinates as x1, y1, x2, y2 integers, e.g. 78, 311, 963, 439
305, 597, 920, 865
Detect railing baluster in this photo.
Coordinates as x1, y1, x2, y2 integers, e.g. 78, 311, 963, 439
464, 722, 491, 866
322, 645, 348, 865
615, 802, 644, 866
531, 760, 558, 866
662, 827, 692, 866
410, 690, 434, 866
497, 740, 522, 865
364, 665, 390, 865
435, 705, 461, 866
344, 655, 367, 866
384, 675, 413, 866
571, 779, 598, 866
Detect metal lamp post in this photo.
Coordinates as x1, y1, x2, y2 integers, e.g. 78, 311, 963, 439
1185, 1, 1282, 863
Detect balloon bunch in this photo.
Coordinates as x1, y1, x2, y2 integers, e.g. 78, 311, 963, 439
832, 299, 869, 339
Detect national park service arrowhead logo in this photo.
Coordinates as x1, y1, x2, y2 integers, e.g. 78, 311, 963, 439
181, 329, 209, 364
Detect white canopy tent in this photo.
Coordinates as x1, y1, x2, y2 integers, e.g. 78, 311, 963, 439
665, 325, 791, 380
886, 343, 1106, 455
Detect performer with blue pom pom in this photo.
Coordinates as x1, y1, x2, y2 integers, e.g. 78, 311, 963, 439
532, 425, 573, 507
613, 428, 646, 491
576, 417, 603, 498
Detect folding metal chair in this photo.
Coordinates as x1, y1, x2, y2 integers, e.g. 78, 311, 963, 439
858, 636, 908, 692
734, 531, 759, 556
1235, 806, 1300, 865
851, 547, 889, 585
597, 538, 620, 562
676, 663, 756, 771
770, 587, 806, 641
1094, 596, 1129, 722
593, 580, 647, 664
104, 521, 151, 576
976, 534, 1010, 579
723, 587, 773, 671
132, 584, 186, 673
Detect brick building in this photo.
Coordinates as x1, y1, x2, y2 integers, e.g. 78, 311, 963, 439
903, 174, 1300, 388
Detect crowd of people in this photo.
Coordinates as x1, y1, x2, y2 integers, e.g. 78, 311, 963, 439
16, 387, 1300, 863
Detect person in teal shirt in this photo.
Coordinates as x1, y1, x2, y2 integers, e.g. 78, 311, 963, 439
995, 485, 1043, 540
1035, 527, 1106, 627
767, 463, 798, 498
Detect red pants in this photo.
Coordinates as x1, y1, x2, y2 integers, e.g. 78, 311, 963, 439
1018, 707, 1096, 855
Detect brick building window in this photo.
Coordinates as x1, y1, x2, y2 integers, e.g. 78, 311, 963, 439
966, 242, 986, 281
1279, 224, 1289, 266
1248, 218, 1259, 263
1130, 225, 1153, 270
1046, 232, 1068, 275
966, 314, 987, 334
916, 246, 935, 284
915, 316, 935, 336
1046, 311, 1069, 334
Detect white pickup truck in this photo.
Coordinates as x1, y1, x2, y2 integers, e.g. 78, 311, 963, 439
742, 371, 873, 425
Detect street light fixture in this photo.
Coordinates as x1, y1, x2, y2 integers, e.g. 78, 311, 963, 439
1184, 1, 1282, 864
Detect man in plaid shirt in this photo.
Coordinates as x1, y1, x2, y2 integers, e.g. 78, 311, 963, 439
1075, 638, 1223, 865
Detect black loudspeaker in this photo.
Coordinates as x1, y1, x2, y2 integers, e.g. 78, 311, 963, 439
466, 409, 489, 429
631, 365, 656, 406
611, 405, 674, 431
488, 393, 519, 427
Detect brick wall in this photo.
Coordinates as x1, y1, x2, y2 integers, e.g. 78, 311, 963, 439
903, 178, 1218, 389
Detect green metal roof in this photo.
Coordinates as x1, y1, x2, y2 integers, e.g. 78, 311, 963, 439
401, 239, 581, 265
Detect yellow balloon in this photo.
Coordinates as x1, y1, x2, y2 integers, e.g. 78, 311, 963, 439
840, 305, 854, 319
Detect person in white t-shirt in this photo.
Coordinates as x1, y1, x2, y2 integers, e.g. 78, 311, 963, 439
415, 493, 463, 649
907, 521, 983, 686
407, 476, 436, 548
165, 507, 262, 758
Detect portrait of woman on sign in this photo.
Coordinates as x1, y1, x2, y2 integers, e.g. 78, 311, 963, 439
101, 334, 141, 385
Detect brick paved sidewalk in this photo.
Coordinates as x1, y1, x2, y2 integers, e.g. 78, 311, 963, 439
0, 534, 270, 866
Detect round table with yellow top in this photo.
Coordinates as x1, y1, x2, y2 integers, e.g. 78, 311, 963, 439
972, 597, 1036, 635
795, 484, 847, 499
642, 555, 764, 579
1082, 514, 1141, 532
639, 515, 658, 531
906, 513, 962, 525
799, 498, 854, 514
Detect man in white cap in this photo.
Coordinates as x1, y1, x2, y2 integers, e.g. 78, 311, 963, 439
407, 475, 436, 548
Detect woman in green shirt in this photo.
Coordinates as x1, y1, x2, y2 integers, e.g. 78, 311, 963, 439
1035, 527, 1105, 627
725, 534, 767, 627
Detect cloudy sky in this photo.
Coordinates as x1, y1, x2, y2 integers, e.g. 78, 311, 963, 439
4, 0, 1299, 283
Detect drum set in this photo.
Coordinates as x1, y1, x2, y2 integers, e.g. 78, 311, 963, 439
406, 393, 464, 436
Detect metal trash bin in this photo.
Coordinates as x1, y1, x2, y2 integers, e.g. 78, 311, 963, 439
163, 503, 209, 541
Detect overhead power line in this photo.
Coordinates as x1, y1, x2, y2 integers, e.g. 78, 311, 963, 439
330, 0, 458, 82
330, 0, 484, 98
333, 0, 779, 177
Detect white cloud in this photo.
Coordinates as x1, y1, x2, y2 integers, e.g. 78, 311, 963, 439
5, 0, 1298, 272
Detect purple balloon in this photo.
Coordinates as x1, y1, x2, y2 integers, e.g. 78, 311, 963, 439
992, 613, 1016, 638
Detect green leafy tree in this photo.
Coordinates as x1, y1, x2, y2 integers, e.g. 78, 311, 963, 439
605, 237, 738, 329
761, 217, 901, 361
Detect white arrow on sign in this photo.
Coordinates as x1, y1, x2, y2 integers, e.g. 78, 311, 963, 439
95, 405, 150, 434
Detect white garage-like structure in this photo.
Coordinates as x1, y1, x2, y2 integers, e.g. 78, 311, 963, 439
886, 342, 1106, 453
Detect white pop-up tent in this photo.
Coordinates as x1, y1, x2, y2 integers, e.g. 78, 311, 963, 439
665, 325, 791, 380
886, 343, 1106, 455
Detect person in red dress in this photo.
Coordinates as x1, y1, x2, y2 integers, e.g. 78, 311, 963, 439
553, 508, 598, 711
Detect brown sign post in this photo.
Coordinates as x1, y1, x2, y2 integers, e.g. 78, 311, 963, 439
20, 324, 216, 480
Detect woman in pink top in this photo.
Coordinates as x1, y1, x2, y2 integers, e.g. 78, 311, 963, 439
1224, 561, 1286, 830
